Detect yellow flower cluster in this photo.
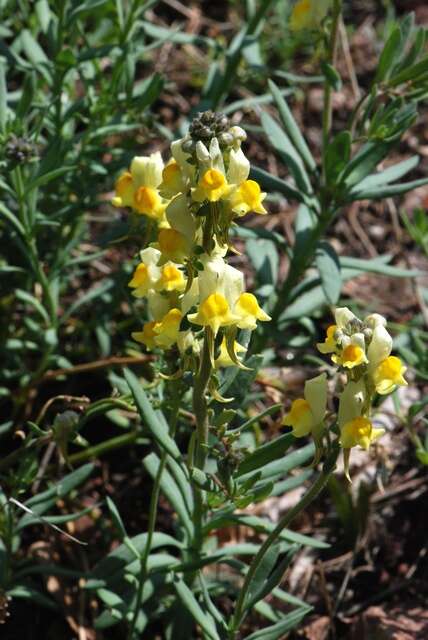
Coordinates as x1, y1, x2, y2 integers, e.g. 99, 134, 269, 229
283, 307, 408, 479
113, 112, 271, 370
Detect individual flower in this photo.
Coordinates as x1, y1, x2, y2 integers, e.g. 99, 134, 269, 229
153, 308, 182, 349
192, 167, 231, 203
367, 325, 393, 372
282, 373, 327, 438
215, 338, 247, 369
128, 248, 161, 298
112, 153, 167, 220
337, 379, 367, 429
157, 263, 186, 292
132, 321, 158, 350
234, 293, 271, 330
156, 228, 190, 264
373, 356, 407, 395
340, 417, 384, 450
332, 334, 368, 369
188, 293, 238, 336
316, 324, 338, 354
159, 160, 186, 199
228, 180, 267, 216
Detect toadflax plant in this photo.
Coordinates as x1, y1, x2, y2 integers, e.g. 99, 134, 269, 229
101, 111, 408, 639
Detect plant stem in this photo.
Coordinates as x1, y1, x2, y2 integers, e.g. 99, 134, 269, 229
193, 329, 213, 470
127, 377, 182, 640
322, 0, 342, 179
229, 448, 339, 638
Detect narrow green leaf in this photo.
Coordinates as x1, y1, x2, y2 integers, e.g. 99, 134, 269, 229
0, 202, 26, 236
26, 463, 95, 508
389, 55, 428, 87
268, 80, 316, 172
106, 497, 127, 539
347, 176, 428, 202
339, 255, 422, 278
236, 434, 294, 477
21, 29, 49, 65
244, 542, 281, 611
15, 289, 50, 324
261, 111, 312, 194
325, 131, 351, 184
66, 0, 110, 24
62, 280, 114, 321
349, 155, 419, 193
124, 368, 181, 460
250, 166, 305, 203
321, 61, 342, 90
8, 586, 57, 611
245, 548, 297, 611
315, 241, 341, 305
244, 608, 310, 640
90, 532, 182, 581
173, 578, 220, 640
144, 453, 193, 538
343, 141, 392, 187
27, 166, 75, 192
375, 26, 403, 82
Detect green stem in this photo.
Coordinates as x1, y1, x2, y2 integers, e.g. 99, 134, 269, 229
229, 448, 339, 638
127, 378, 182, 640
193, 329, 213, 470
322, 0, 342, 179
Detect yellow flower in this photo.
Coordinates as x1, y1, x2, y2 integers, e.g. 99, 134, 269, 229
234, 293, 271, 330
340, 417, 384, 450
112, 171, 134, 207
128, 263, 150, 297
317, 324, 338, 354
283, 398, 313, 437
229, 180, 267, 216
192, 168, 230, 203
373, 356, 407, 395
215, 338, 247, 369
188, 293, 238, 336
132, 321, 158, 350
282, 373, 327, 438
153, 308, 182, 349
290, 0, 332, 32
134, 186, 164, 219
332, 343, 367, 369
160, 160, 185, 198
157, 228, 189, 263
158, 263, 186, 292
128, 248, 161, 297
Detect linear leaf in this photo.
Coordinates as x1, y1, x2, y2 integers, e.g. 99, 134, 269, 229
315, 241, 341, 305
236, 434, 294, 477
144, 453, 193, 538
347, 176, 428, 201
250, 166, 305, 203
268, 80, 316, 172
173, 578, 220, 640
261, 111, 312, 194
244, 608, 310, 640
349, 155, 419, 193
124, 368, 181, 460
